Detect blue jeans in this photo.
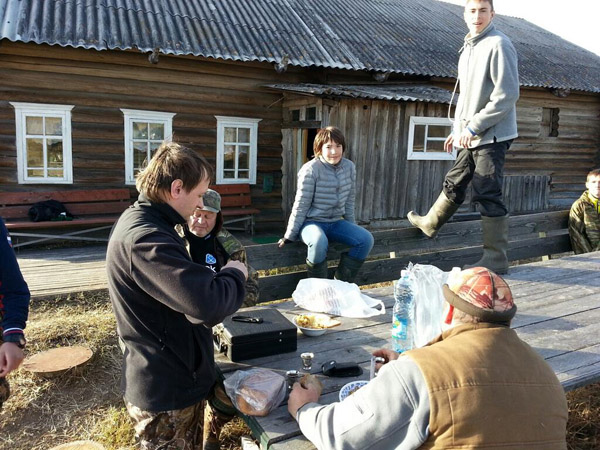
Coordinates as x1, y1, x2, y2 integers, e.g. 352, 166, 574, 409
300, 220, 374, 264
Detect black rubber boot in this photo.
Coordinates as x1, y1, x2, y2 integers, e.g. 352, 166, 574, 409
334, 252, 365, 284
306, 259, 328, 279
464, 214, 509, 274
407, 192, 460, 238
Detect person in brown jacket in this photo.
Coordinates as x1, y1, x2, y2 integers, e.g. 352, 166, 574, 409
289, 267, 568, 449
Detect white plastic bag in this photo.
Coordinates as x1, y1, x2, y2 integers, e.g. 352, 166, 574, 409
223, 368, 286, 417
403, 263, 461, 348
292, 278, 385, 318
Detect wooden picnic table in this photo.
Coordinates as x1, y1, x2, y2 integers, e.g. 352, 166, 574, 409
215, 251, 600, 450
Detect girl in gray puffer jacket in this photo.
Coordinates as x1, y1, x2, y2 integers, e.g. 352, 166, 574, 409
278, 126, 373, 282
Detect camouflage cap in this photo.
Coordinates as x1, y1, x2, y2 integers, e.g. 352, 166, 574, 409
443, 267, 516, 324
200, 189, 221, 213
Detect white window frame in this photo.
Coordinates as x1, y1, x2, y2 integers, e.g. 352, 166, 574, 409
10, 102, 74, 184
407, 116, 456, 161
121, 109, 175, 185
215, 116, 261, 184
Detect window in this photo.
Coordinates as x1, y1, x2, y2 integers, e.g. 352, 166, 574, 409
407, 116, 455, 161
541, 107, 559, 137
121, 109, 175, 184
215, 116, 261, 184
288, 105, 319, 122
11, 102, 74, 184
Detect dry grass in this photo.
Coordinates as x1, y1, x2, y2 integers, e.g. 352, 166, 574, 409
1, 291, 598, 449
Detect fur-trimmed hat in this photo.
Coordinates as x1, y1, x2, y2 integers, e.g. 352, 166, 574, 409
443, 267, 516, 324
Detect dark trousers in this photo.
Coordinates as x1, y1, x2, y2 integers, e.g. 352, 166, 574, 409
443, 140, 512, 217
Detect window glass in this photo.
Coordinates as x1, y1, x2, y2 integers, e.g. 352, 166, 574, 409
47, 140, 63, 166
305, 106, 317, 121
238, 128, 250, 143
133, 121, 148, 139
46, 117, 63, 136
238, 146, 249, 169
428, 125, 447, 138
26, 117, 43, 135
225, 127, 236, 142
291, 109, 300, 121
427, 140, 445, 152
149, 123, 164, 140
26, 139, 43, 166
413, 125, 426, 152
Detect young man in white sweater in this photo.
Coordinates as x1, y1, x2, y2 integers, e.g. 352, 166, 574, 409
408, 0, 519, 274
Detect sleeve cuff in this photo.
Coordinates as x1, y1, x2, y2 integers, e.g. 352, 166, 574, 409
466, 126, 477, 136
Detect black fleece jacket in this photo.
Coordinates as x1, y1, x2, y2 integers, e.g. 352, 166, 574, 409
106, 195, 245, 411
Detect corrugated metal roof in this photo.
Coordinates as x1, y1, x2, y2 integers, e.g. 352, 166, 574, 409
265, 83, 456, 104
0, 0, 599, 93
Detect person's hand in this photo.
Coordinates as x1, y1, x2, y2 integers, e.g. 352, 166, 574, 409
223, 260, 248, 280
444, 134, 454, 153
288, 381, 321, 419
457, 128, 474, 149
372, 348, 400, 370
0, 342, 25, 377
278, 238, 287, 248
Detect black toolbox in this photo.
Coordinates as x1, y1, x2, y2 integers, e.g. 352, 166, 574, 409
213, 308, 297, 362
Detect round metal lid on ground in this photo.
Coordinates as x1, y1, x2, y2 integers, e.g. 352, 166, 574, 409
22, 346, 93, 378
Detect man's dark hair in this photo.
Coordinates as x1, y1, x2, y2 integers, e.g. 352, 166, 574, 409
136, 142, 214, 203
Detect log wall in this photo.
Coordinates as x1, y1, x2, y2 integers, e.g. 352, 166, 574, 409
0, 42, 299, 229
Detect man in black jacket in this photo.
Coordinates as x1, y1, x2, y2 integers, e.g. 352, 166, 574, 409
106, 142, 247, 450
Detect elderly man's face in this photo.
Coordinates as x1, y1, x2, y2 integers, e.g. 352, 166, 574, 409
189, 209, 218, 238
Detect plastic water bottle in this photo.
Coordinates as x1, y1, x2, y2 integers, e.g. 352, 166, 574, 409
392, 270, 414, 353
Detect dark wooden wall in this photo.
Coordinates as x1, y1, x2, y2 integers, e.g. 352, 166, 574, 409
0, 42, 298, 229
1, 42, 598, 232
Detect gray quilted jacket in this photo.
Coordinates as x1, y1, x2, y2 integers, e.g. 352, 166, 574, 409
284, 156, 356, 241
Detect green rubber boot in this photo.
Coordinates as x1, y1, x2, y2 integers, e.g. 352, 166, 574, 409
407, 192, 460, 238
464, 214, 510, 274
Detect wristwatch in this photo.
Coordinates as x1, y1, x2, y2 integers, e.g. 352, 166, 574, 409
2, 333, 26, 349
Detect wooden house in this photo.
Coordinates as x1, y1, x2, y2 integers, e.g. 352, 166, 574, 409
1, 0, 599, 231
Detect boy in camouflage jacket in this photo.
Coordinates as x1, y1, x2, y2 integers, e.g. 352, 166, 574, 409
569, 168, 600, 254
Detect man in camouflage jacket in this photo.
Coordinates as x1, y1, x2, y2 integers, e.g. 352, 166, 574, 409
569, 168, 600, 254
186, 189, 259, 307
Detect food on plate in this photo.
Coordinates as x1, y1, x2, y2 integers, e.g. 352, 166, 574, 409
234, 369, 286, 416
300, 373, 324, 396
295, 313, 341, 329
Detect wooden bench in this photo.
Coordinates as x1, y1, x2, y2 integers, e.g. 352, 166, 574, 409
247, 210, 573, 303
0, 189, 131, 248
211, 184, 260, 234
